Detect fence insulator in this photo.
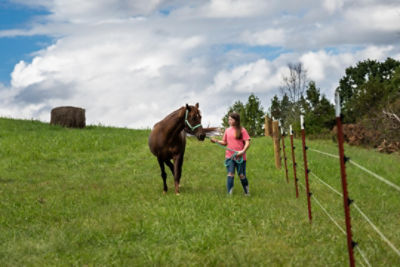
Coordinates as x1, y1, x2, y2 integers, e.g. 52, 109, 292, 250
335, 92, 355, 267
300, 115, 312, 223
289, 125, 299, 198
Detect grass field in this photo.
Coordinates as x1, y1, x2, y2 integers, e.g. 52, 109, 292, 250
0, 117, 399, 266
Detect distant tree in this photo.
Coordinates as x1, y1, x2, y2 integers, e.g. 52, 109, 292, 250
306, 81, 320, 109
303, 82, 335, 134
269, 95, 281, 120
337, 58, 400, 122
279, 62, 309, 128
269, 93, 293, 131
222, 100, 246, 128
386, 66, 400, 98
245, 94, 265, 136
270, 80, 334, 135
280, 62, 308, 103
222, 94, 265, 136
280, 94, 291, 126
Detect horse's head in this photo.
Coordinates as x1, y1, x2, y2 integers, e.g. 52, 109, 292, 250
184, 103, 206, 141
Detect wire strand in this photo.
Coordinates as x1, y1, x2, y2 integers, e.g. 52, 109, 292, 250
298, 181, 371, 267
349, 160, 400, 193
309, 148, 339, 159
308, 148, 400, 193
353, 203, 400, 258
301, 166, 400, 259
356, 246, 371, 267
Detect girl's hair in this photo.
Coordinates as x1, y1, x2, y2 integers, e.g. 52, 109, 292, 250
229, 112, 242, 139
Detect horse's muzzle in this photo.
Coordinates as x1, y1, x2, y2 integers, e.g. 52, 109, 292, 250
197, 132, 206, 141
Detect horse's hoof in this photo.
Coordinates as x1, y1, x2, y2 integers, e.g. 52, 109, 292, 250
163, 191, 167, 194
175, 193, 180, 196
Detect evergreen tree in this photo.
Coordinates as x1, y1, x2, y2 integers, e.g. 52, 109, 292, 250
280, 94, 291, 125
222, 100, 246, 128
303, 82, 335, 134
269, 93, 292, 127
222, 94, 265, 136
245, 94, 265, 136
270, 95, 281, 120
306, 81, 320, 109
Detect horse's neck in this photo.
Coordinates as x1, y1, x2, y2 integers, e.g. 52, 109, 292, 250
164, 107, 185, 139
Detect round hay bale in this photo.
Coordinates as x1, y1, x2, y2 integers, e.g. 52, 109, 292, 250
50, 106, 86, 128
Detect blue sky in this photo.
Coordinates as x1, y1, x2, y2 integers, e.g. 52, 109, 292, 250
0, 0, 399, 127
0, 2, 46, 30
0, 2, 51, 84
0, 35, 52, 84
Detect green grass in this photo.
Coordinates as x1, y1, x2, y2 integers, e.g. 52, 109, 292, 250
0, 118, 399, 266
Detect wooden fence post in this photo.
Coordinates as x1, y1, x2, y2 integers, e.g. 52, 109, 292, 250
265, 115, 272, 137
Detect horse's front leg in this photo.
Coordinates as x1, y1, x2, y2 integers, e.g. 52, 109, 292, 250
173, 154, 184, 195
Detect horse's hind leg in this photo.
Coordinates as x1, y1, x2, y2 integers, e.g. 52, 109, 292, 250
166, 160, 182, 189
173, 154, 184, 194
157, 157, 168, 193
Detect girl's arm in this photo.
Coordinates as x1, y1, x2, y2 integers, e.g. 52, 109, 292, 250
237, 139, 250, 156
210, 138, 227, 146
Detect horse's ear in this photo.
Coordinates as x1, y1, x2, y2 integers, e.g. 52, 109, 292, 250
186, 104, 191, 111
195, 103, 199, 108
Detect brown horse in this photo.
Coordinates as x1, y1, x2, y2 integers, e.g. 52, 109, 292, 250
148, 103, 206, 194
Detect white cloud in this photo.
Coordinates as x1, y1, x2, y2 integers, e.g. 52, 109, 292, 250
300, 50, 356, 82
300, 50, 355, 98
202, 0, 270, 18
346, 4, 400, 32
323, 0, 344, 14
1, 0, 400, 127
3, 19, 210, 127
356, 45, 396, 61
208, 59, 284, 94
12, 0, 165, 22
241, 29, 286, 47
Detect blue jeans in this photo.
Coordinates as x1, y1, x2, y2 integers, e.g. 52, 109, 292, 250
225, 159, 246, 176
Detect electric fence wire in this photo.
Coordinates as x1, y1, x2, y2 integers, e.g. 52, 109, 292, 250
308, 148, 400, 193
301, 166, 400, 259
297, 181, 371, 267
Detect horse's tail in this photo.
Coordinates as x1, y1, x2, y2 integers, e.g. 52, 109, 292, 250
148, 129, 157, 156
203, 127, 221, 137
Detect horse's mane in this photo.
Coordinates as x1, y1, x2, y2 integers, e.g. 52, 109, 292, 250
162, 106, 185, 121
157, 105, 217, 134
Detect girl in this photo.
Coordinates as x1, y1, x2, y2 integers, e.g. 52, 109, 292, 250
211, 112, 251, 195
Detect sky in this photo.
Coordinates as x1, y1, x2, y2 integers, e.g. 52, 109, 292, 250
0, 0, 400, 128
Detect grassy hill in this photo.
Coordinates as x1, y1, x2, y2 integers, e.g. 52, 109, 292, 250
0, 118, 399, 266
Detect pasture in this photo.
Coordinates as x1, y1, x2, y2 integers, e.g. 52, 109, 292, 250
0, 118, 399, 266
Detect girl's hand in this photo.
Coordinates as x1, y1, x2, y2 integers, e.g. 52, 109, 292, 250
210, 138, 217, 143
236, 150, 245, 157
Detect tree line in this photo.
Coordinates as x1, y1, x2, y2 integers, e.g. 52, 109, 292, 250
222, 58, 400, 139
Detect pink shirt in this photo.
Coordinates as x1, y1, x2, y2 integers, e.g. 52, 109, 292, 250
222, 127, 251, 160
